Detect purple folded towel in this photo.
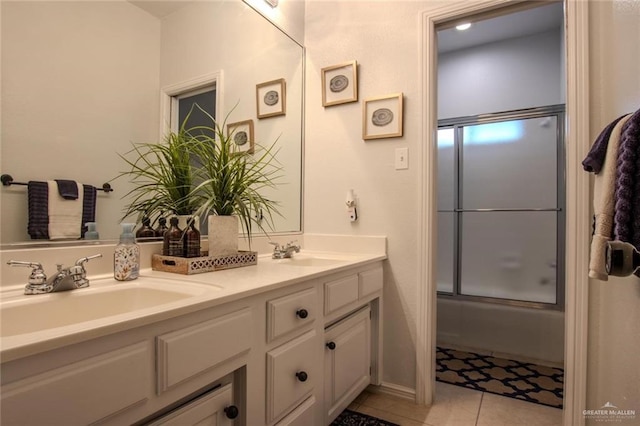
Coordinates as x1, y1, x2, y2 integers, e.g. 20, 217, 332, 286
582, 114, 628, 174
55, 179, 78, 200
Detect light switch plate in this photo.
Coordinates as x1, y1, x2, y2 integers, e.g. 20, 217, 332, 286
395, 147, 409, 170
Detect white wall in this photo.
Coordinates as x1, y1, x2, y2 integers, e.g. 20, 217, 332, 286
160, 1, 303, 233
244, 0, 305, 45
438, 29, 563, 119
0, 1, 161, 244
305, 0, 434, 390
586, 0, 640, 419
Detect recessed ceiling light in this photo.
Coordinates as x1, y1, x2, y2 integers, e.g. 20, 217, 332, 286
456, 23, 472, 31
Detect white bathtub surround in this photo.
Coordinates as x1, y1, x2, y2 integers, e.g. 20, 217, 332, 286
207, 215, 239, 257
436, 298, 564, 365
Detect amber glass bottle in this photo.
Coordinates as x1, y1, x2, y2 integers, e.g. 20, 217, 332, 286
185, 217, 201, 258
136, 216, 156, 240
164, 217, 184, 257
154, 216, 168, 239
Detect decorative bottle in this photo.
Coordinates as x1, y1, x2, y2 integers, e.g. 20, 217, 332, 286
136, 216, 156, 240
85, 222, 99, 240
155, 216, 168, 239
185, 217, 201, 258
165, 217, 184, 257
114, 223, 140, 281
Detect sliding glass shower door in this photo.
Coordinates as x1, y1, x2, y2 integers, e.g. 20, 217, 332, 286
437, 106, 565, 307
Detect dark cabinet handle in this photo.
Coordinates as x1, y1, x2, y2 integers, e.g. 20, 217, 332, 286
295, 371, 308, 382
296, 309, 308, 319
326, 341, 336, 350
224, 405, 239, 419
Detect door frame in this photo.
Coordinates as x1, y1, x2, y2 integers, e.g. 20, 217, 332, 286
416, 1, 590, 425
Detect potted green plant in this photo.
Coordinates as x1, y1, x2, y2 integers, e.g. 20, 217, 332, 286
117, 115, 199, 225
188, 110, 282, 256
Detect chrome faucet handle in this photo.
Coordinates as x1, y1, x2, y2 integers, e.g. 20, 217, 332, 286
269, 241, 282, 251
71, 254, 102, 288
75, 254, 102, 266
7, 260, 47, 285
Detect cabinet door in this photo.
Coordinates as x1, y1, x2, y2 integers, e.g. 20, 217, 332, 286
324, 306, 371, 423
146, 383, 235, 426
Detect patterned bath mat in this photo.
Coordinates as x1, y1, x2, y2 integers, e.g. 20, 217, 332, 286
331, 409, 399, 426
436, 346, 563, 408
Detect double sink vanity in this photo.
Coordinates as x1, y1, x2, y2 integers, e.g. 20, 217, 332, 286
0, 235, 386, 426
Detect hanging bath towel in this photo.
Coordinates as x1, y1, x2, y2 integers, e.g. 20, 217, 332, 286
47, 180, 84, 239
588, 114, 632, 280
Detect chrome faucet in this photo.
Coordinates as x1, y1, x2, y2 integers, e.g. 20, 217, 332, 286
7, 254, 102, 295
270, 241, 301, 259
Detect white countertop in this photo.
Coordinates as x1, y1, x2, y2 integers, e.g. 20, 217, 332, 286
0, 250, 386, 363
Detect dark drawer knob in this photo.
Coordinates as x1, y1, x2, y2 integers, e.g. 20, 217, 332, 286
296, 309, 308, 319
224, 405, 239, 419
295, 371, 308, 382
326, 341, 336, 350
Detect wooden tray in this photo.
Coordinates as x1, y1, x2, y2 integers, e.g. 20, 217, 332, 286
152, 251, 258, 275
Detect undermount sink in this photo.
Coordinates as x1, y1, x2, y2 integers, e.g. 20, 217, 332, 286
0, 279, 214, 338
274, 254, 348, 267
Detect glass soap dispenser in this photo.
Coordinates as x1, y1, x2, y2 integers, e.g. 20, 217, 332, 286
114, 222, 140, 281
85, 222, 99, 240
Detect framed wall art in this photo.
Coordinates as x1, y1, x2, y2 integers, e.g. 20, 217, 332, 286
227, 119, 254, 154
256, 78, 286, 119
321, 60, 358, 107
362, 93, 404, 140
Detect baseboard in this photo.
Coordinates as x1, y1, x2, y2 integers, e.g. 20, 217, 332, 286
367, 382, 416, 402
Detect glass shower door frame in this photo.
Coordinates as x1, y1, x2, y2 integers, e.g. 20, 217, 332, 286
437, 104, 566, 310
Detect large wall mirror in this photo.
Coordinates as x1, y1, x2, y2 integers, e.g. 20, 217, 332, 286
1, 0, 304, 247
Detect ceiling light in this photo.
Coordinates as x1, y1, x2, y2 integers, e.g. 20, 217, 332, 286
456, 23, 472, 31
264, 0, 278, 7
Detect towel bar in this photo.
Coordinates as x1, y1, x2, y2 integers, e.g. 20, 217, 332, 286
0, 174, 113, 193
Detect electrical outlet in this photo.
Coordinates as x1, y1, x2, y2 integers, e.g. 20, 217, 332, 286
395, 147, 409, 170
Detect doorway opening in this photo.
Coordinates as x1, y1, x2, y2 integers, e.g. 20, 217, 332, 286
417, 2, 590, 424
435, 2, 566, 417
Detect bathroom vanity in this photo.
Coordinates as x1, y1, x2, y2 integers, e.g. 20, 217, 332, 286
0, 243, 385, 426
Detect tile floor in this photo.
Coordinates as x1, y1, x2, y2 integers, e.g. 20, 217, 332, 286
348, 382, 563, 426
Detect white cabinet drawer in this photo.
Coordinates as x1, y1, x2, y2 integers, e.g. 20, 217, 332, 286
275, 396, 316, 426
359, 267, 383, 298
1, 342, 151, 426
147, 383, 234, 426
266, 330, 317, 423
157, 308, 252, 393
324, 274, 359, 315
267, 287, 316, 342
